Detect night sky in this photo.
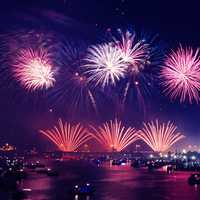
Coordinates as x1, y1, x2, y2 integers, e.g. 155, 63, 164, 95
0, 0, 200, 151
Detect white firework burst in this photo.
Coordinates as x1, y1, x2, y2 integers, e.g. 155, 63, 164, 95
84, 43, 127, 88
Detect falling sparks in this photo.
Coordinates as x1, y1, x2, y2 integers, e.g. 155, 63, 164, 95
71, 72, 98, 113
89, 119, 139, 152
160, 46, 200, 103
84, 43, 127, 88
139, 120, 185, 152
13, 48, 56, 91
52, 70, 98, 114
40, 119, 91, 152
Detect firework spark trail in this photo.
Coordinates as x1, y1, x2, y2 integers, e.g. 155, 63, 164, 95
13, 48, 56, 91
160, 46, 200, 103
49, 64, 99, 115
135, 82, 147, 117
122, 81, 130, 105
139, 120, 185, 152
89, 119, 139, 152
88, 90, 98, 114
84, 43, 127, 88
40, 119, 91, 152
72, 73, 97, 113
121, 79, 148, 118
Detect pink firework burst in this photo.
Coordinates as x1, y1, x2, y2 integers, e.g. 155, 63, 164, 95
160, 46, 200, 103
139, 120, 185, 152
40, 118, 91, 152
13, 48, 56, 91
114, 30, 151, 74
89, 119, 139, 152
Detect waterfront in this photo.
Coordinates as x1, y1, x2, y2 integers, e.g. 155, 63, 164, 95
2, 159, 200, 200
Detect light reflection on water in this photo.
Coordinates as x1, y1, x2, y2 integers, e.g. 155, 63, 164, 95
18, 160, 200, 200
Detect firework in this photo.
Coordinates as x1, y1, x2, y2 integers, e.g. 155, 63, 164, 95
160, 46, 200, 103
139, 120, 185, 152
84, 43, 127, 88
50, 40, 98, 114
13, 48, 56, 91
66, 72, 98, 113
0, 29, 59, 93
40, 118, 91, 152
111, 29, 159, 111
89, 119, 139, 152
114, 30, 151, 73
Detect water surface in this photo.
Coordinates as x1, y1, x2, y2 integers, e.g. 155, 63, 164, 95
12, 160, 200, 199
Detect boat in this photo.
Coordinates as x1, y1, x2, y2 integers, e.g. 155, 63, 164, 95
188, 173, 200, 185
71, 183, 95, 195
46, 168, 59, 177
112, 160, 122, 166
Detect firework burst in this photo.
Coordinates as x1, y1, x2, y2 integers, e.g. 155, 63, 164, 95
40, 118, 91, 152
160, 46, 200, 103
114, 30, 151, 73
112, 29, 158, 112
13, 48, 56, 91
89, 119, 139, 152
84, 43, 127, 88
139, 120, 185, 152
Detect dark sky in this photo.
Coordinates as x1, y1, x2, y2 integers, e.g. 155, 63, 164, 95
0, 0, 200, 150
